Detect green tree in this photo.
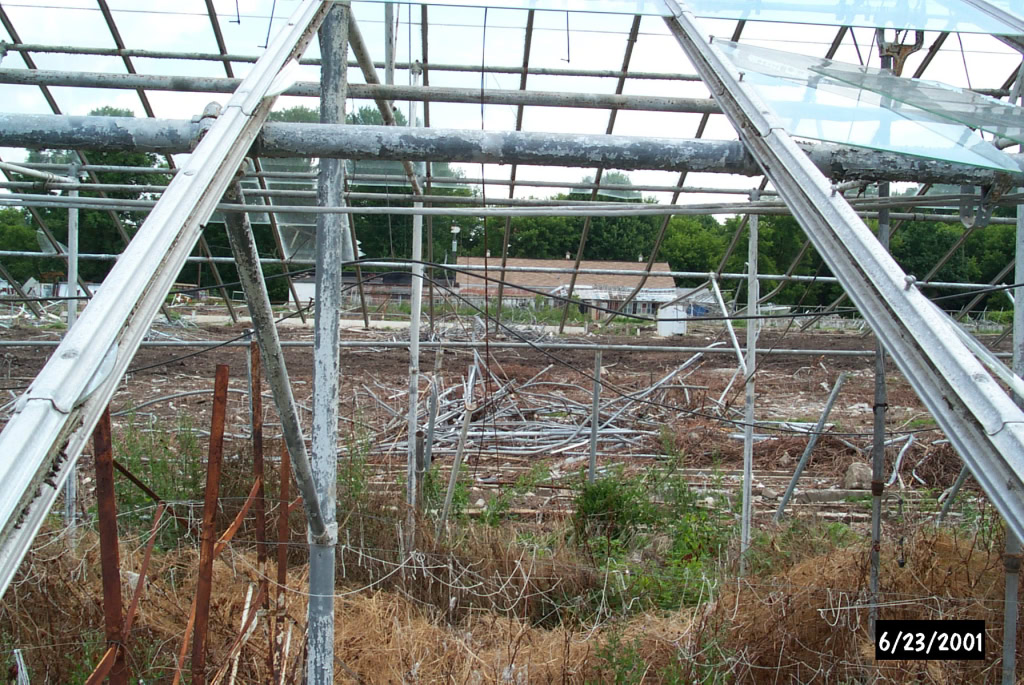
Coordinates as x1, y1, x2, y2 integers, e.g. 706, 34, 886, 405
0, 208, 54, 283
18, 107, 166, 283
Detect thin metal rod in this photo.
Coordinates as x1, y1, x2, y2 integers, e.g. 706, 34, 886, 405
249, 337, 268, 574
0, 42, 705, 82
406, 77, 425, 540
273, 442, 290, 685
710, 275, 746, 374
588, 351, 602, 484
1004, 532, 1021, 685
0, 263, 43, 319
63, 184, 79, 532
221, 182, 326, 537
0, 67, 720, 114
384, 2, 396, 85
191, 364, 229, 685
938, 465, 971, 522
870, 177, 891, 640
437, 401, 475, 537
773, 373, 847, 522
494, 9, 536, 333
557, 15, 642, 334
740, 193, 758, 577
308, 5, 349, 681
93, 408, 128, 685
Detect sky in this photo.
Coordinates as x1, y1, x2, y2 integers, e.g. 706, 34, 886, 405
0, 0, 1021, 213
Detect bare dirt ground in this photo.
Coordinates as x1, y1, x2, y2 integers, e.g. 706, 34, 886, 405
0, 314, 994, 527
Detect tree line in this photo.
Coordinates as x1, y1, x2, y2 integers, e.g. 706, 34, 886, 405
0, 106, 1015, 313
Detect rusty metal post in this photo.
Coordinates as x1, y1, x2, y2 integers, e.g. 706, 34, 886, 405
272, 440, 291, 684
248, 335, 273, 680
249, 336, 268, 570
191, 364, 229, 685
93, 408, 128, 685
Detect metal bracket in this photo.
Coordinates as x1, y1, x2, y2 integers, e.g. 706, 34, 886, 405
875, 29, 924, 76
959, 181, 1010, 229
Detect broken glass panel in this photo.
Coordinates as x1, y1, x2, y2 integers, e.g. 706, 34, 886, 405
716, 41, 1020, 172
683, 0, 1024, 35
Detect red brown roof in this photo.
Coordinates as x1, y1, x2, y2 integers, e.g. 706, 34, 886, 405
456, 257, 676, 294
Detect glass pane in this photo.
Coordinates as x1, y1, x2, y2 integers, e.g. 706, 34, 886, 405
684, 0, 1024, 35
813, 65, 1024, 145
716, 42, 1020, 171
719, 40, 1024, 145
354, 0, 671, 16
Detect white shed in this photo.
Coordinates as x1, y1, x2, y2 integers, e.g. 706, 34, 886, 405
657, 302, 689, 336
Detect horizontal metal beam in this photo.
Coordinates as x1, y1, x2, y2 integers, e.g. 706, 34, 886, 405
1, 113, 1021, 185
0, 42, 703, 81
0, 250, 997, 291
0, 68, 717, 114
0, 338, 887, 357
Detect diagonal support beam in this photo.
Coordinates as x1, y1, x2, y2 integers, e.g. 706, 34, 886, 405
0, 0, 334, 599
663, 0, 1024, 544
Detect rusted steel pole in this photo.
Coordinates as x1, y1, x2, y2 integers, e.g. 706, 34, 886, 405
191, 364, 229, 685
250, 338, 268, 569
272, 441, 291, 684
93, 407, 128, 685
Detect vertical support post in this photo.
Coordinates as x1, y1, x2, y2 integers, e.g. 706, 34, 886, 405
309, 5, 349, 681
64, 174, 79, 533
1004, 532, 1021, 685
93, 408, 129, 685
588, 350, 602, 484
406, 65, 425, 542
249, 336, 268, 577
773, 372, 847, 522
414, 429, 425, 511
384, 2, 395, 87
1004, 174, 1024, 685
739, 191, 758, 576
272, 442, 291, 685
424, 380, 438, 472
191, 364, 229, 685
870, 179, 891, 640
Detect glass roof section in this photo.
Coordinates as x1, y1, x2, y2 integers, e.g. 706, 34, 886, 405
683, 0, 1024, 35
717, 41, 1021, 172
718, 41, 1024, 145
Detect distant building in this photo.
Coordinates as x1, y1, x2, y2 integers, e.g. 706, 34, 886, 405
455, 257, 682, 319
656, 287, 719, 336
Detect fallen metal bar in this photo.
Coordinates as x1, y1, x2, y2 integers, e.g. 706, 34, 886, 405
191, 364, 229, 685
437, 399, 475, 538
3, 114, 1023, 186
773, 373, 848, 522
665, 0, 1024, 544
92, 408, 129, 685
0, 0, 332, 602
